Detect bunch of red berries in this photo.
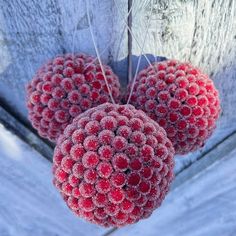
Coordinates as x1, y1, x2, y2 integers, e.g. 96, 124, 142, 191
26, 55, 220, 227
126, 60, 221, 154
26, 53, 120, 142
53, 103, 175, 227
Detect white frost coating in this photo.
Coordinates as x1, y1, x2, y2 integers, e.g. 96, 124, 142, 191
0, 124, 107, 236
113, 147, 236, 236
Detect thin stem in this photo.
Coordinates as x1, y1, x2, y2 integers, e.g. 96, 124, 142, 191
72, 26, 77, 55
72, 2, 77, 54
114, 0, 154, 69
85, 0, 115, 104
128, 0, 133, 84
84, 0, 142, 71
127, 0, 155, 104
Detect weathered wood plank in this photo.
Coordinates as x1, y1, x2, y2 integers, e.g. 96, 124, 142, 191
0, 105, 53, 161
173, 130, 236, 189
112, 141, 236, 236
131, 0, 236, 171
174, 123, 235, 174
0, 0, 128, 123
0, 124, 108, 236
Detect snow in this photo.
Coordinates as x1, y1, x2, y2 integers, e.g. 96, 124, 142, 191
0, 124, 106, 236
112, 146, 236, 236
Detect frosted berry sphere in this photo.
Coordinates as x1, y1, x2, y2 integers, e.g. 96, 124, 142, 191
127, 59, 221, 155
26, 53, 120, 142
52, 103, 175, 227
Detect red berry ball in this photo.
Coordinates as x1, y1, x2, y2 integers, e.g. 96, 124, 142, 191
52, 103, 175, 227
26, 53, 121, 142
127, 60, 221, 155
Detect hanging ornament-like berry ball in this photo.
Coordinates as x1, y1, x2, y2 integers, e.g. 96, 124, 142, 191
52, 103, 175, 227
127, 60, 221, 155
26, 53, 121, 142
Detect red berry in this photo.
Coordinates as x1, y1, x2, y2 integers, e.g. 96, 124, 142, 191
72, 163, 85, 178
138, 181, 151, 194
82, 151, 99, 168
98, 130, 115, 144
128, 173, 141, 186
70, 144, 85, 161
83, 135, 99, 151
97, 162, 113, 178
130, 158, 142, 171
104, 203, 120, 216
95, 179, 111, 194
93, 193, 108, 207
61, 140, 73, 155
78, 198, 94, 212
72, 129, 85, 143
100, 116, 117, 130
120, 199, 135, 213
61, 182, 73, 195
112, 153, 129, 171
55, 168, 68, 182
108, 188, 125, 204
79, 182, 95, 198
98, 145, 113, 161
112, 136, 128, 151
68, 175, 80, 187
111, 172, 126, 187
61, 156, 75, 173
130, 131, 146, 146
84, 169, 97, 184
55, 110, 69, 123
85, 121, 100, 135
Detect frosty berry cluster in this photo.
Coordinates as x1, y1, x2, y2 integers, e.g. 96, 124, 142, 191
52, 103, 175, 227
26, 53, 120, 142
127, 60, 221, 154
